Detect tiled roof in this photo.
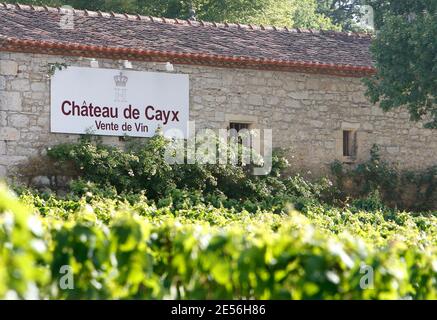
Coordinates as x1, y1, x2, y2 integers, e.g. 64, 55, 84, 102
0, 3, 375, 77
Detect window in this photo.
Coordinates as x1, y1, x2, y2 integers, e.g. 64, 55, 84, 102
229, 122, 250, 132
343, 130, 356, 157
229, 122, 251, 147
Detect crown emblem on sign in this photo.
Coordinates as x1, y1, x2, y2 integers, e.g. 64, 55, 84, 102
114, 71, 128, 87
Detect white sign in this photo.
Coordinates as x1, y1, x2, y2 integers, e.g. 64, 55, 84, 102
50, 67, 189, 137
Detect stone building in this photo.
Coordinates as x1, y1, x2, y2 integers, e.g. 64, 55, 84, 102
1, 3, 436, 179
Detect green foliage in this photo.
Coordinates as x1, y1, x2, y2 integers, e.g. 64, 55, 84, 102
350, 189, 387, 212
364, 0, 437, 127
41, 134, 349, 217
28, 136, 437, 212
1, 185, 436, 299
11, 0, 340, 30
45, 134, 331, 211
47, 63, 68, 76
48, 135, 174, 197
366, 0, 434, 29
316, 0, 366, 31
0, 184, 49, 299
292, 0, 341, 30
331, 145, 397, 203
42, 138, 437, 212
331, 144, 437, 211
352, 145, 399, 196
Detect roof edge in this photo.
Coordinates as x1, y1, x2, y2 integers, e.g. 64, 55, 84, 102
0, 2, 374, 39
1, 37, 376, 77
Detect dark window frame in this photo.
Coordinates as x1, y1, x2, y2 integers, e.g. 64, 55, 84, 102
343, 130, 356, 157
229, 122, 250, 132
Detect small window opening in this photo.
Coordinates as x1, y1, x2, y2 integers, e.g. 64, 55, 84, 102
343, 130, 355, 157
229, 122, 251, 148
229, 122, 250, 132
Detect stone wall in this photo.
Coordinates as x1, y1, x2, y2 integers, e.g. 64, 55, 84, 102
1, 51, 437, 178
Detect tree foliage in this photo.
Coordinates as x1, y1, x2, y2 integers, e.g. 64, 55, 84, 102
316, 0, 366, 31
9, 0, 340, 30
364, 0, 437, 127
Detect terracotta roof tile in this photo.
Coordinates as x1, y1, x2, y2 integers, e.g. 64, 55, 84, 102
0, 3, 375, 76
